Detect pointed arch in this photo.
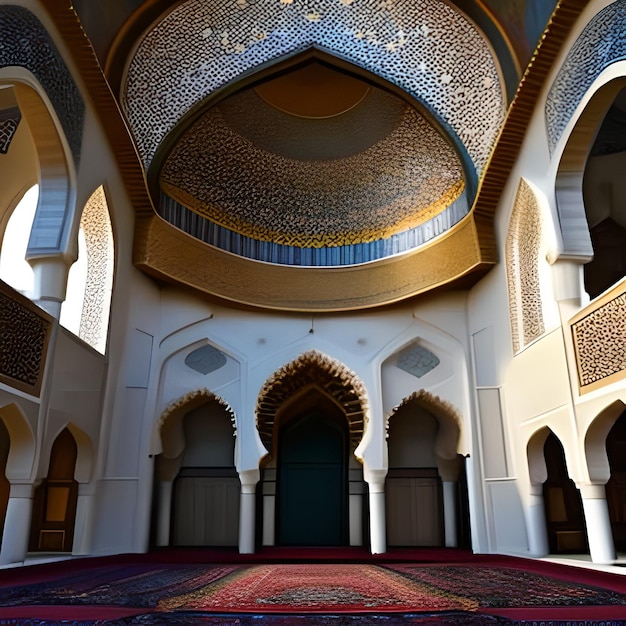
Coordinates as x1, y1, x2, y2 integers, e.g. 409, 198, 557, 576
256, 350, 368, 453
61, 185, 115, 353
0, 185, 38, 297
529, 427, 588, 554
552, 72, 626, 263
157, 388, 237, 459
527, 426, 551, 488
155, 389, 239, 548
0, 402, 35, 480
29, 426, 79, 552
124, 2, 504, 174
52, 422, 94, 484
505, 178, 545, 352
0, 3, 84, 258
546, 2, 626, 155
584, 400, 626, 484
387, 390, 462, 461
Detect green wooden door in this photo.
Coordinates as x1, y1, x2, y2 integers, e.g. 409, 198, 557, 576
278, 413, 347, 546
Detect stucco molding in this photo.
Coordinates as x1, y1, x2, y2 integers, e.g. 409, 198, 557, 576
157, 388, 237, 459
256, 349, 368, 453
386, 389, 462, 461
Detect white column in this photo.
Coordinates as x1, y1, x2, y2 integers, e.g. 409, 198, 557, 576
365, 468, 387, 554
580, 484, 616, 564
525, 484, 549, 557
72, 483, 96, 554
442, 481, 458, 548
29, 257, 70, 319
238, 469, 259, 554
0, 483, 34, 565
156, 480, 174, 547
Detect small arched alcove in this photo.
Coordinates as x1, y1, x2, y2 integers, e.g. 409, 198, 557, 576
541, 431, 588, 554
154, 390, 239, 548
385, 391, 466, 548
29, 428, 78, 552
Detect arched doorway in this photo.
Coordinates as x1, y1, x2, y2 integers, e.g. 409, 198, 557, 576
386, 405, 443, 546
256, 351, 368, 548
158, 397, 239, 548
277, 410, 348, 546
29, 428, 78, 552
605, 410, 626, 551
543, 432, 587, 554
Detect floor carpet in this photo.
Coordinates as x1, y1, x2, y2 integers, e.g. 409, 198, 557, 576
2, 557, 626, 624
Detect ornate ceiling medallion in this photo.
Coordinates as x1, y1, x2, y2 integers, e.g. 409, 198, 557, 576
253, 62, 370, 119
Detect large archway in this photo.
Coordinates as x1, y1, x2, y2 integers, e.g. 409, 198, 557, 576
582, 86, 626, 299
552, 70, 626, 302
257, 351, 368, 548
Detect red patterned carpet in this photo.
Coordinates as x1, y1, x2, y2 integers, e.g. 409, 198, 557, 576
0, 550, 626, 624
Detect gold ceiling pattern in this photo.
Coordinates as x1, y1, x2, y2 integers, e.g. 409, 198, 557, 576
160, 80, 466, 248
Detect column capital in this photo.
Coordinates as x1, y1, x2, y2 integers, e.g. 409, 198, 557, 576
9, 483, 34, 498
364, 467, 387, 490
577, 483, 607, 499
239, 468, 260, 493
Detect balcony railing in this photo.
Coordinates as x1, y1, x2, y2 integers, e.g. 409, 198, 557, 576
570, 278, 626, 394
0, 280, 53, 396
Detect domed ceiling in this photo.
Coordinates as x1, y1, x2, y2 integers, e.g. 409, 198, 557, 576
70, 0, 560, 309
158, 57, 468, 264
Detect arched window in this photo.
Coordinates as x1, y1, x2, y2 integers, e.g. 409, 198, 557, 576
0, 185, 37, 297
60, 186, 114, 354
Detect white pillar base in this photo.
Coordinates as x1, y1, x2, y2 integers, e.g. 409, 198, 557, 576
72, 484, 96, 554
238, 469, 259, 554
239, 492, 256, 554
0, 484, 34, 565
581, 486, 615, 564
526, 490, 549, 557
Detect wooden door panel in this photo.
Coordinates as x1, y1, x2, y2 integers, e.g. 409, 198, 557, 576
386, 475, 443, 546
172, 476, 240, 546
